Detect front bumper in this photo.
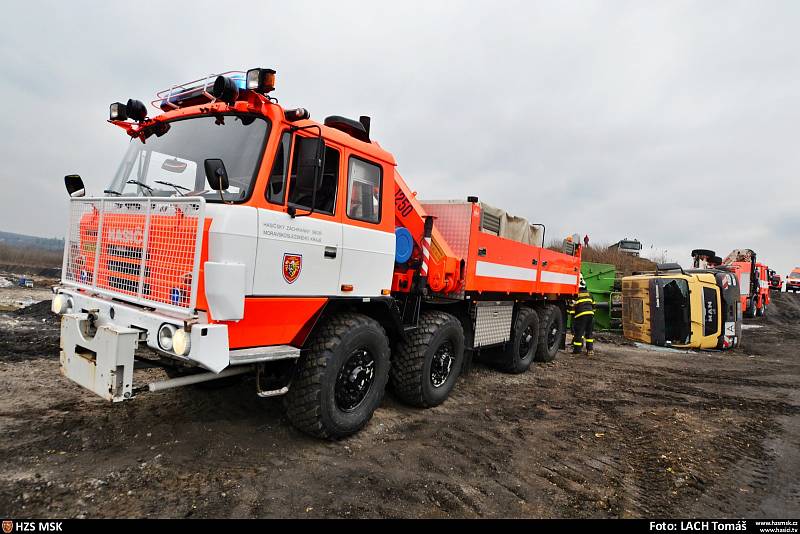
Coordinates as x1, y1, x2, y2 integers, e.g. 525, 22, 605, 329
58, 288, 230, 373
60, 312, 139, 402
55, 288, 301, 402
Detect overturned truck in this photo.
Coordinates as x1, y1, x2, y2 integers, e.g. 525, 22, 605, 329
621, 263, 741, 350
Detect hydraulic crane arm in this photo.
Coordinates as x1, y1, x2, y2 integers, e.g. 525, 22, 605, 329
393, 169, 463, 294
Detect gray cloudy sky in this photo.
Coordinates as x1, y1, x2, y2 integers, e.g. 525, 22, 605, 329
1, 1, 798, 275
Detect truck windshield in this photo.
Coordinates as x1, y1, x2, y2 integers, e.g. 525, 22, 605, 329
106, 114, 269, 201
790, 272, 800, 279
661, 278, 690, 344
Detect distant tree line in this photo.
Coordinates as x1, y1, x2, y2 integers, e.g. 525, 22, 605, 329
0, 242, 63, 269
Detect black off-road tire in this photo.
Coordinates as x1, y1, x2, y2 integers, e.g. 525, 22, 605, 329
284, 313, 390, 439
391, 311, 464, 408
497, 307, 540, 374
745, 298, 757, 318
534, 304, 564, 363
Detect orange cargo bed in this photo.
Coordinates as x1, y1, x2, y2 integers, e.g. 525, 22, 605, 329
421, 201, 580, 297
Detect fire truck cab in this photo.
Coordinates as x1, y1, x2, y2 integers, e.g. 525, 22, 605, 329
787, 268, 800, 293
53, 69, 581, 438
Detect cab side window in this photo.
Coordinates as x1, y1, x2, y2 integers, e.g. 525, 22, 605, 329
346, 157, 382, 223
287, 138, 339, 215
266, 131, 291, 204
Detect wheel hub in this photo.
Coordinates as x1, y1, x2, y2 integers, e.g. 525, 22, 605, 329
430, 341, 454, 388
548, 325, 558, 347
518, 325, 534, 359
335, 348, 375, 412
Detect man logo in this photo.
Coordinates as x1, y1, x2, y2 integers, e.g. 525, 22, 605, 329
282, 253, 302, 284
2, 520, 12, 534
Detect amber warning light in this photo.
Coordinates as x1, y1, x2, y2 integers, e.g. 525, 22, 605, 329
246, 68, 276, 93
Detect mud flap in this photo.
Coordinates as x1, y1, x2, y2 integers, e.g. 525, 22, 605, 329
59, 313, 138, 402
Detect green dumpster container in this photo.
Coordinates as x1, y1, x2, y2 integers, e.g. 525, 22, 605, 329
572, 262, 622, 331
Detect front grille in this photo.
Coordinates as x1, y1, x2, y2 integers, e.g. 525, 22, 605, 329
106, 244, 146, 261
107, 275, 138, 294
106, 259, 149, 277
62, 197, 205, 313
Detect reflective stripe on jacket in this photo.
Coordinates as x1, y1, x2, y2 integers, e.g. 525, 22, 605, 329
570, 291, 594, 318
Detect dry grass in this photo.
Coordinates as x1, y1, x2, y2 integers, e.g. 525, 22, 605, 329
0, 242, 63, 270
548, 240, 656, 276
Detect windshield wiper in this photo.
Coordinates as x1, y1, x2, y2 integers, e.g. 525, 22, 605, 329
126, 180, 153, 195
104, 189, 122, 196
155, 180, 190, 196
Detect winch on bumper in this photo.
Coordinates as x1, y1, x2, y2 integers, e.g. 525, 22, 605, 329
54, 289, 298, 402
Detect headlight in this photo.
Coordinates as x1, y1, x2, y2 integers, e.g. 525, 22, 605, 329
158, 324, 177, 352
51, 294, 73, 315
173, 328, 191, 356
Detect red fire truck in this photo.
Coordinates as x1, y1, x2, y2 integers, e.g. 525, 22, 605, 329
53, 69, 581, 438
768, 269, 783, 292
693, 249, 770, 318
788, 268, 800, 293
721, 250, 770, 318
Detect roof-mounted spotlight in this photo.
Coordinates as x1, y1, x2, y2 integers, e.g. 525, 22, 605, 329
246, 68, 276, 93
109, 102, 127, 121
126, 99, 147, 122
285, 108, 310, 122
211, 75, 239, 104
110, 99, 147, 122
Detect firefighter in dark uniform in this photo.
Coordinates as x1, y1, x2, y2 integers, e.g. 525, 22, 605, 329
568, 275, 595, 356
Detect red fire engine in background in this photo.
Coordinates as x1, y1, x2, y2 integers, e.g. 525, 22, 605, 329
693, 248, 771, 318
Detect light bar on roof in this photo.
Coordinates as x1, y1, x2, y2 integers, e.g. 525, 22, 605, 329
152, 71, 246, 111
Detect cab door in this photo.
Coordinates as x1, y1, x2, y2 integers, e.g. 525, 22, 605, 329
338, 154, 395, 297
254, 133, 343, 296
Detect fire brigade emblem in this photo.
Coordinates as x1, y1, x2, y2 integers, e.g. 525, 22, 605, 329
2, 520, 12, 534
283, 253, 302, 284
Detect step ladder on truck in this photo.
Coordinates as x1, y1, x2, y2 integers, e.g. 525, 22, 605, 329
53, 69, 581, 438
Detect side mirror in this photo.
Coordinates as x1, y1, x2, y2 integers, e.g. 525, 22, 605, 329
290, 137, 324, 218
296, 137, 324, 187
64, 174, 85, 197
204, 159, 229, 191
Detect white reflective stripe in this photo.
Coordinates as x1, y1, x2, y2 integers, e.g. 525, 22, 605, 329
421, 237, 431, 275
540, 271, 578, 285
476, 261, 537, 281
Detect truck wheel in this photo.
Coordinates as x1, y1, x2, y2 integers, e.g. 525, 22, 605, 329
535, 305, 564, 362
745, 298, 757, 318
391, 311, 464, 408
497, 307, 539, 374
285, 313, 390, 439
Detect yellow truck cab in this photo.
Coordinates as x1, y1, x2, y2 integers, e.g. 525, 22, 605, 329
622, 264, 741, 350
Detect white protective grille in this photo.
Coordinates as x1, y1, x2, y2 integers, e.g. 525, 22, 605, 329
62, 197, 206, 315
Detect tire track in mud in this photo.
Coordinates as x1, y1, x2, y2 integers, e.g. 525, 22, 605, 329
1, 293, 799, 518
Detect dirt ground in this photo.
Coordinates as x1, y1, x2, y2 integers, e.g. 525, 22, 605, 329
0, 285, 798, 519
